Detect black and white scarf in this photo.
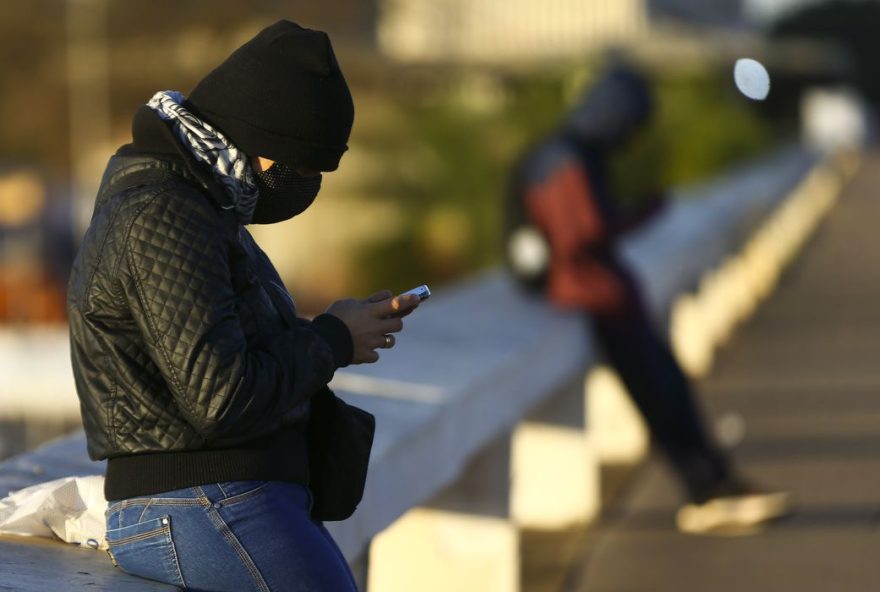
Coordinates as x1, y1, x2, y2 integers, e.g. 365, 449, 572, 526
147, 90, 258, 223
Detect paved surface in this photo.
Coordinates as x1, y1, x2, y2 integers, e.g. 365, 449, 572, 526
568, 154, 880, 591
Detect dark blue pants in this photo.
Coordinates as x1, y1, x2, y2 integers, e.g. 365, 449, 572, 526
106, 481, 358, 591
591, 302, 731, 502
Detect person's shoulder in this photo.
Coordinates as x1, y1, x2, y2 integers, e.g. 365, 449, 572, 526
520, 135, 580, 184
133, 182, 226, 239
94, 170, 226, 253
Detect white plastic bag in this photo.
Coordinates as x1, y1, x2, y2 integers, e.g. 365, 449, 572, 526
0, 475, 107, 550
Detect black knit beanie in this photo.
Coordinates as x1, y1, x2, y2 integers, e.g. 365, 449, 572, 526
187, 20, 354, 171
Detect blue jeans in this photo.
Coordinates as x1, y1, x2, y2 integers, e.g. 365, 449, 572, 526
105, 481, 358, 591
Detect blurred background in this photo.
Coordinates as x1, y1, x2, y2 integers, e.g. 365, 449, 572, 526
0, 0, 875, 465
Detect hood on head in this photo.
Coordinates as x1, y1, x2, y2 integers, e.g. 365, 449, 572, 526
566, 65, 654, 147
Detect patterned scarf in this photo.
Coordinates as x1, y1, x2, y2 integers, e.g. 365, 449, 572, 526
147, 90, 258, 223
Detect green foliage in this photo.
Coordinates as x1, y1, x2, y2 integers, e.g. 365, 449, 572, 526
613, 70, 775, 203
353, 72, 569, 291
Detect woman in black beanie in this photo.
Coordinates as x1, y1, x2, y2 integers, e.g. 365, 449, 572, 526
68, 20, 415, 591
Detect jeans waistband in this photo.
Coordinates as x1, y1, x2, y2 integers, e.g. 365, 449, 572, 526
107, 481, 312, 514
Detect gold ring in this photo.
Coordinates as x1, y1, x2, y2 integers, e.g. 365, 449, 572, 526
384, 335, 393, 348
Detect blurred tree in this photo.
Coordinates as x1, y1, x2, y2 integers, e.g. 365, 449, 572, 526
350, 69, 570, 291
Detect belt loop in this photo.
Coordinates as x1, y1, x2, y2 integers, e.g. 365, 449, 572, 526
194, 484, 212, 505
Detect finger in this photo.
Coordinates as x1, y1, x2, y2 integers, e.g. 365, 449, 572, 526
392, 294, 421, 316
355, 349, 380, 364
370, 297, 398, 318
395, 294, 421, 311
376, 294, 419, 318
365, 290, 393, 303
377, 317, 404, 334
394, 302, 419, 318
367, 333, 394, 349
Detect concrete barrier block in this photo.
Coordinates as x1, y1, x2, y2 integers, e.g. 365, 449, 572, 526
724, 256, 758, 325
511, 380, 599, 529
670, 294, 713, 378
368, 435, 519, 592
511, 424, 598, 529
368, 508, 518, 592
586, 367, 648, 465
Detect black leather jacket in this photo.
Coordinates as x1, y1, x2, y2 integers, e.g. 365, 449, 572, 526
68, 107, 353, 499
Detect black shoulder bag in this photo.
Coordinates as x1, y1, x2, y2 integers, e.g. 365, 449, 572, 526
307, 386, 375, 521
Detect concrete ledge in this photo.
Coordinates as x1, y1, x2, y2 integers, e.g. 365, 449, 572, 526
0, 535, 178, 591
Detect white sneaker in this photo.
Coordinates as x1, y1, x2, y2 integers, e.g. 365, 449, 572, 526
676, 490, 792, 535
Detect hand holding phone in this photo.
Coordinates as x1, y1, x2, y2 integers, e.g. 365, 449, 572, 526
390, 284, 430, 318
400, 284, 431, 301
327, 286, 425, 363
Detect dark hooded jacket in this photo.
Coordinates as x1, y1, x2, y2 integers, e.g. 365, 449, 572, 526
67, 107, 353, 500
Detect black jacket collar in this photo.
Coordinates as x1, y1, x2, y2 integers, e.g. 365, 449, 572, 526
97, 106, 234, 214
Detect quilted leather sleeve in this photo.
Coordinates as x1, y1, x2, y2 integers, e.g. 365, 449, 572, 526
121, 188, 337, 442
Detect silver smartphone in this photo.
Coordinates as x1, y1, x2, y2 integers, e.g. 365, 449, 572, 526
400, 284, 431, 301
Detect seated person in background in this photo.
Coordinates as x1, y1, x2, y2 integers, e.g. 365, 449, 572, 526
504, 62, 791, 534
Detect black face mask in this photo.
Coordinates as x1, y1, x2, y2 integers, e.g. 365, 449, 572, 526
250, 163, 322, 224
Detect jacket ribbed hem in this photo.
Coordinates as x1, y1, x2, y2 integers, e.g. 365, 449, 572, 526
105, 428, 308, 501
